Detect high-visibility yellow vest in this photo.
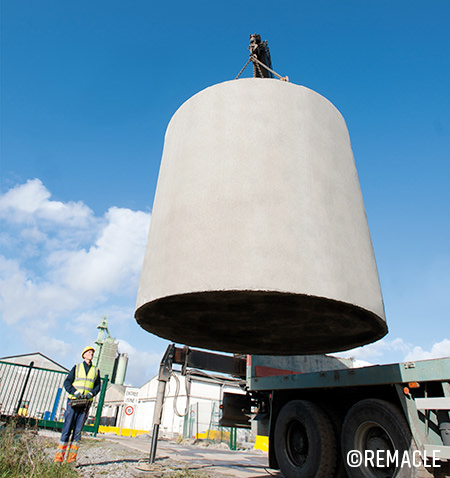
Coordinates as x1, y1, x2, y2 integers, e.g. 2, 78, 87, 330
68, 363, 99, 401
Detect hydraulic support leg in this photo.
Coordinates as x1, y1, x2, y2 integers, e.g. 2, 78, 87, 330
149, 344, 175, 464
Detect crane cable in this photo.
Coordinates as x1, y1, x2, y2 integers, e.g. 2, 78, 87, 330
235, 54, 289, 82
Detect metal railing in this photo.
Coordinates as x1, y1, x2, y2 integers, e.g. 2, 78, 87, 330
0, 360, 108, 436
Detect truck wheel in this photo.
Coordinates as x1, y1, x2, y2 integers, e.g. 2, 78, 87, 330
319, 404, 347, 478
274, 400, 337, 478
341, 399, 417, 478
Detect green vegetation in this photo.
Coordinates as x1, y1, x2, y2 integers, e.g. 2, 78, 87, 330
0, 420, 77, 478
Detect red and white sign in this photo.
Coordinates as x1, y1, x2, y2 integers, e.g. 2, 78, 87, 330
124, 405, 134, 416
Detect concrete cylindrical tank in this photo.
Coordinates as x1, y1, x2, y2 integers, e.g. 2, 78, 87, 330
135, 78, 387, 355
114, 353, 128, 386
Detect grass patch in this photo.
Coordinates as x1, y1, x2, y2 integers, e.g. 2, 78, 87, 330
0, 420, 77, 478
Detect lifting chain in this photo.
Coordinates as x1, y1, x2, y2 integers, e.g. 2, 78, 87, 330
235, 53, 289, 82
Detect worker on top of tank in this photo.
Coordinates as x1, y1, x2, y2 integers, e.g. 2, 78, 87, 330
54, 345, 101, 465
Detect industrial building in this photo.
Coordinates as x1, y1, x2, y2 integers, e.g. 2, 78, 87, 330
100, 370, 249, 442
93, 317, 128, 385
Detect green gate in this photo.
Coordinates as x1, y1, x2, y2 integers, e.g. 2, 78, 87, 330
0, 360, 108, 436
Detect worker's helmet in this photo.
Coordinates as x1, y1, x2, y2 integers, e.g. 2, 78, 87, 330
81, 346, 95, 358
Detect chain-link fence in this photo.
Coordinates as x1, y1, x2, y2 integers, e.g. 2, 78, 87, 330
183, 400, 251, 449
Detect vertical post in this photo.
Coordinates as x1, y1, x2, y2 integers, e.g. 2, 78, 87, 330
230, 427, 237, 450
182, 376, 191, 438
196, 402, 199, 438
93, 375, 109, 437
206, 402, 214, 441
188, 406, 193, 438
50, 387, 62, 421
119, 404, 124, 436
206, 405, 211, 441
16, 361, 34, 415
183, 412, 188, 439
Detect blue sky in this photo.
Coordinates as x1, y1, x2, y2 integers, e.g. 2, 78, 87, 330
1, 1, 449, 385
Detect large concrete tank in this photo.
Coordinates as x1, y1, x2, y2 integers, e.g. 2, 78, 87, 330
135, 78, 387, 355
113, 353, 128, 386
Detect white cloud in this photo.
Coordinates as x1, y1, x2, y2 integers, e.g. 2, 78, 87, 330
0, 179, 156, 385
0, 178, 50, 214
0, 178, 93, 226
21, 226, 47, 243
404, 339, 450, 361
335, 337, 450, 367
0, 255, 80, 325
22, 329, 71, 358
70, 311, 108, 340
335, 337, 412, 364
0, 180, 150, 331
51, 206, 150, 296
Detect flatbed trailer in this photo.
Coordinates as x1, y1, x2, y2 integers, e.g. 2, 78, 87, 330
242, 355, 450, 478
149, 345, 449, 477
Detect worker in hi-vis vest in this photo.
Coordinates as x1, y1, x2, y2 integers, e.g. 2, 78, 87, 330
54, 346, 101, 464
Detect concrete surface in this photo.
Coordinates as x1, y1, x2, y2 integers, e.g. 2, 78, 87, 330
106, 435, 439, 478
107, 435, 280, 477
136, 78, 387, 355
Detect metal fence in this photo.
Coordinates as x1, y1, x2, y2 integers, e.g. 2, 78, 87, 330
183, 400, 251, 450
0, 360, 68, 419
0, 360, 108, 435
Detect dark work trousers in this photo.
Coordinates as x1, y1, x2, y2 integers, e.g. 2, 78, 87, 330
59, 399, 90, 444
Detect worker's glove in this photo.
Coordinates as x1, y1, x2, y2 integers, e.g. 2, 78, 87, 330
86, 392, 93, 399
74, 391, 82, 398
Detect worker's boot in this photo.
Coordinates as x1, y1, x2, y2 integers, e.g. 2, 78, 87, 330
54, 443, 67, 463
66, 444, 79, 464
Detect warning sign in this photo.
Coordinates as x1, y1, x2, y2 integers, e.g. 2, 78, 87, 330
124, 387, 139, 405
124, 405, 134, 416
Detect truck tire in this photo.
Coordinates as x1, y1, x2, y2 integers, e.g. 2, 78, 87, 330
274, 399, 337, 478
341, 398, 417, 478
319, 403, 347, 478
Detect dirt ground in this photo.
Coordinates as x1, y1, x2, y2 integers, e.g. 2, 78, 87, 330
40, 430, 447, 478
41, 430, 277, 477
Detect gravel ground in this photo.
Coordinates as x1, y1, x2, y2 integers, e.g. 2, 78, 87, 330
40, 430, 246, 477
39, 429, 448, 478
41, 430, 144, 477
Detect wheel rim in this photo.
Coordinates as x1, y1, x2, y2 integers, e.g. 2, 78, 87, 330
286, 419, 309, 467
354, 420, 397, 478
